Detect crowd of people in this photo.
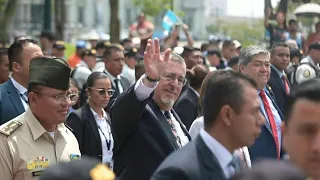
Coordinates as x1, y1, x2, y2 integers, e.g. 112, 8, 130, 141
0, 11, 319, 180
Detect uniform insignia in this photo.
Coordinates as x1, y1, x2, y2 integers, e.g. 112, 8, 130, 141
0, 120, 22, 136
70, 154, 81, 160
27, 157, 49, 170
303, 70, 311, 77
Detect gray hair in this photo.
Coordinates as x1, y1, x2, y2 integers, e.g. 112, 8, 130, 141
238, 45, 270, 66
160, 52, 185, 64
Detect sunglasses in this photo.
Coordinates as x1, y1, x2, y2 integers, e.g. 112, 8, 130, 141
89, 88, 115, 97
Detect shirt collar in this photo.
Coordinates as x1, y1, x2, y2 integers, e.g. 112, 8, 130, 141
11, 77, 27, 94
104, 69, 121, 82
90, 108, 107, 120
271, 65, 284, 78
200, 129, 233, 170
25, 108, 67, 140
78, 60, 89, 68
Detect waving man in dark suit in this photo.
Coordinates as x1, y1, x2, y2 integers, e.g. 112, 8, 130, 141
111, 38, 191, 180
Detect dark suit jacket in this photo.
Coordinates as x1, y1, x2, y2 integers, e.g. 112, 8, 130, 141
216, 60, 227, 69
174, 85, 199, 130
104, 71, 131, 112
267, 67, 290, 115
111, 84, 191, 180
0, 79, 25, 125
66, 103, 111, 161
151, 135, 226, 180
249, 89, 285, 162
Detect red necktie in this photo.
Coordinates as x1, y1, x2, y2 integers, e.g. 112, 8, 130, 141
282, 76, 290, 95
259, 90, 280, 160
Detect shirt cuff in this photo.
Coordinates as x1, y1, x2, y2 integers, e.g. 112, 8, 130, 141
134, 74, 158, 101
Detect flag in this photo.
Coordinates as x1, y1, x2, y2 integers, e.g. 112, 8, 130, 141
162, 10, 180, 31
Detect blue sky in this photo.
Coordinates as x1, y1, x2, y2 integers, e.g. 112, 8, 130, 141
227, 0, 280, 18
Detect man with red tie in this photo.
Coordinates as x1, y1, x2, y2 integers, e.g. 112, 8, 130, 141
268, 42, 291, 115
239, 45, 284, 161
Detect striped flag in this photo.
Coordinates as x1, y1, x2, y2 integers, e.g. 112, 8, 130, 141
162, 10, 181, 31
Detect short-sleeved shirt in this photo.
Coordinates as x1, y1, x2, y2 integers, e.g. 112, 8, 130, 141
0, 108, 81, 180
266, 23, 287, 47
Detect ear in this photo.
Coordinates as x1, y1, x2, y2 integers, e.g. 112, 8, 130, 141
220, 105, 234, 127
239, 65, 244, 73
12, 62, 20, 73
281, 122, 287, 136
28, 92, 38, 106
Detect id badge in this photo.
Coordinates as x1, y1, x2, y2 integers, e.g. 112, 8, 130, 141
104, 160, 114, 171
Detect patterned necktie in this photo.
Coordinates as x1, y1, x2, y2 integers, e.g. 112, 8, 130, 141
259, 90, 280, 159
229, 155, 243, 176
164, 111, 182, 148
114, 79, 120, 96
20, 92, 28, 104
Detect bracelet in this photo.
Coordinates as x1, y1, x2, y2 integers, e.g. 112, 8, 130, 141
145, 75, 160, 82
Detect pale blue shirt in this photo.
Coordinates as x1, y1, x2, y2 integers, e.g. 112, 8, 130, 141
200, 129, 234, 178
258, 89, 282, 148
11, 77, 28, 110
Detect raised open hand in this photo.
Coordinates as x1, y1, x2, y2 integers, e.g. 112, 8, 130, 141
144, 38, 171, 81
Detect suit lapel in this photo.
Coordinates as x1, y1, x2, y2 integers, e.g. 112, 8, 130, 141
6, 79, 24, 114
196, 136, 226, 180
83, 104, 102, 149
148, 100, 180, 149
171, 110, 191, 140
272, 67, 286, 94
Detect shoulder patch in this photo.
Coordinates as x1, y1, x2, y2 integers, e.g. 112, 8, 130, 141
0, 120, 22, 136
303, 70, 311, 77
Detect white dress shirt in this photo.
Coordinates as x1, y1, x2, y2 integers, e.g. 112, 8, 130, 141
11, 77, 28, 110
90, 108, 114, 163
134, 75, 189, 147
190, 116, 251, 168
105, 70, 124, 93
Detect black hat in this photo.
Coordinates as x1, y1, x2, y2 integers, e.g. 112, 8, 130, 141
82, 49, 97, 57
124, 48, 138, 58
29, 57, 71, 91
52, 41, 66, 49
207, 50, 222, 58
96, 41, 111, 50
229, 56, 239, 67
39, 157, 115, 180
309, 41, 320, 51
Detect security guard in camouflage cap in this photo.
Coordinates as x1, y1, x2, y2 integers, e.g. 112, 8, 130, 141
0, 56, 81, 180
295, 42, 320, 84
40, 157, 115, 180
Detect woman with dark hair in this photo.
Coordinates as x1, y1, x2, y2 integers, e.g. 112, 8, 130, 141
66, 72, 115, 169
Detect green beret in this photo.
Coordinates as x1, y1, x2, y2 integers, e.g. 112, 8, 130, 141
29, 57, 71, 91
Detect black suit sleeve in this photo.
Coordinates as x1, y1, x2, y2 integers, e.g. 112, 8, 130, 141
151, 167, 191, 180
66, 112, 85, 152
111, 84, 152, 149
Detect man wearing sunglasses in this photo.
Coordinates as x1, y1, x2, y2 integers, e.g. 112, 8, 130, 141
111, 38, 191, 180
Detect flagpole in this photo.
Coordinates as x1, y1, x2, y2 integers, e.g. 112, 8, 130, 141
171, 0, 174, 12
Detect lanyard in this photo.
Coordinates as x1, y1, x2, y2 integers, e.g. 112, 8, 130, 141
97, 122, 112, 151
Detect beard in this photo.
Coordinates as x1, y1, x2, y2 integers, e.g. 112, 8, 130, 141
160, 95, 175, 107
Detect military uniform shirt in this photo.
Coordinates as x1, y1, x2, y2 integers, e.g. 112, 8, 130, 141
0, 108, 81, 180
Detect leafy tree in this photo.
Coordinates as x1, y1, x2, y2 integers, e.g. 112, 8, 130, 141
0, 0, 17, 42
132, 0, 172, 17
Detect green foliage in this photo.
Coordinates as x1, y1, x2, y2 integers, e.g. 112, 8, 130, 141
132, 0, 171, 17
207, 20, 265, 48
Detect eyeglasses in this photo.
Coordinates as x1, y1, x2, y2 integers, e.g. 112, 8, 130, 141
34, 92, 79, 103
161, 72, 187, 86
88, 88, 115, 97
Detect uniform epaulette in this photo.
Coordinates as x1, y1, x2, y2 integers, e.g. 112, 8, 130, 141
0, 120, 22, 136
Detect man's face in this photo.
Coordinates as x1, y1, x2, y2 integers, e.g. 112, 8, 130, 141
125, 56, 137, 69
207, 54, 220, 67
310, 49, 320, 63
289, 22, 298, 32
186, 50, 203, 69
240, 54, 270, 90
52, 48, 65, 59
283, 99, 320, 179
31, 86, 70, 125
15, 43, 43, 82
154, 61, 186, 108
223, 45, 237, 60
276, 12, 285, 24
271, 46, 290, 71
0, 55, 9, 83
105, 51, 125, 77
229, 83, 265, 147
84, 55, 96, 69
40, 37, 49, 49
